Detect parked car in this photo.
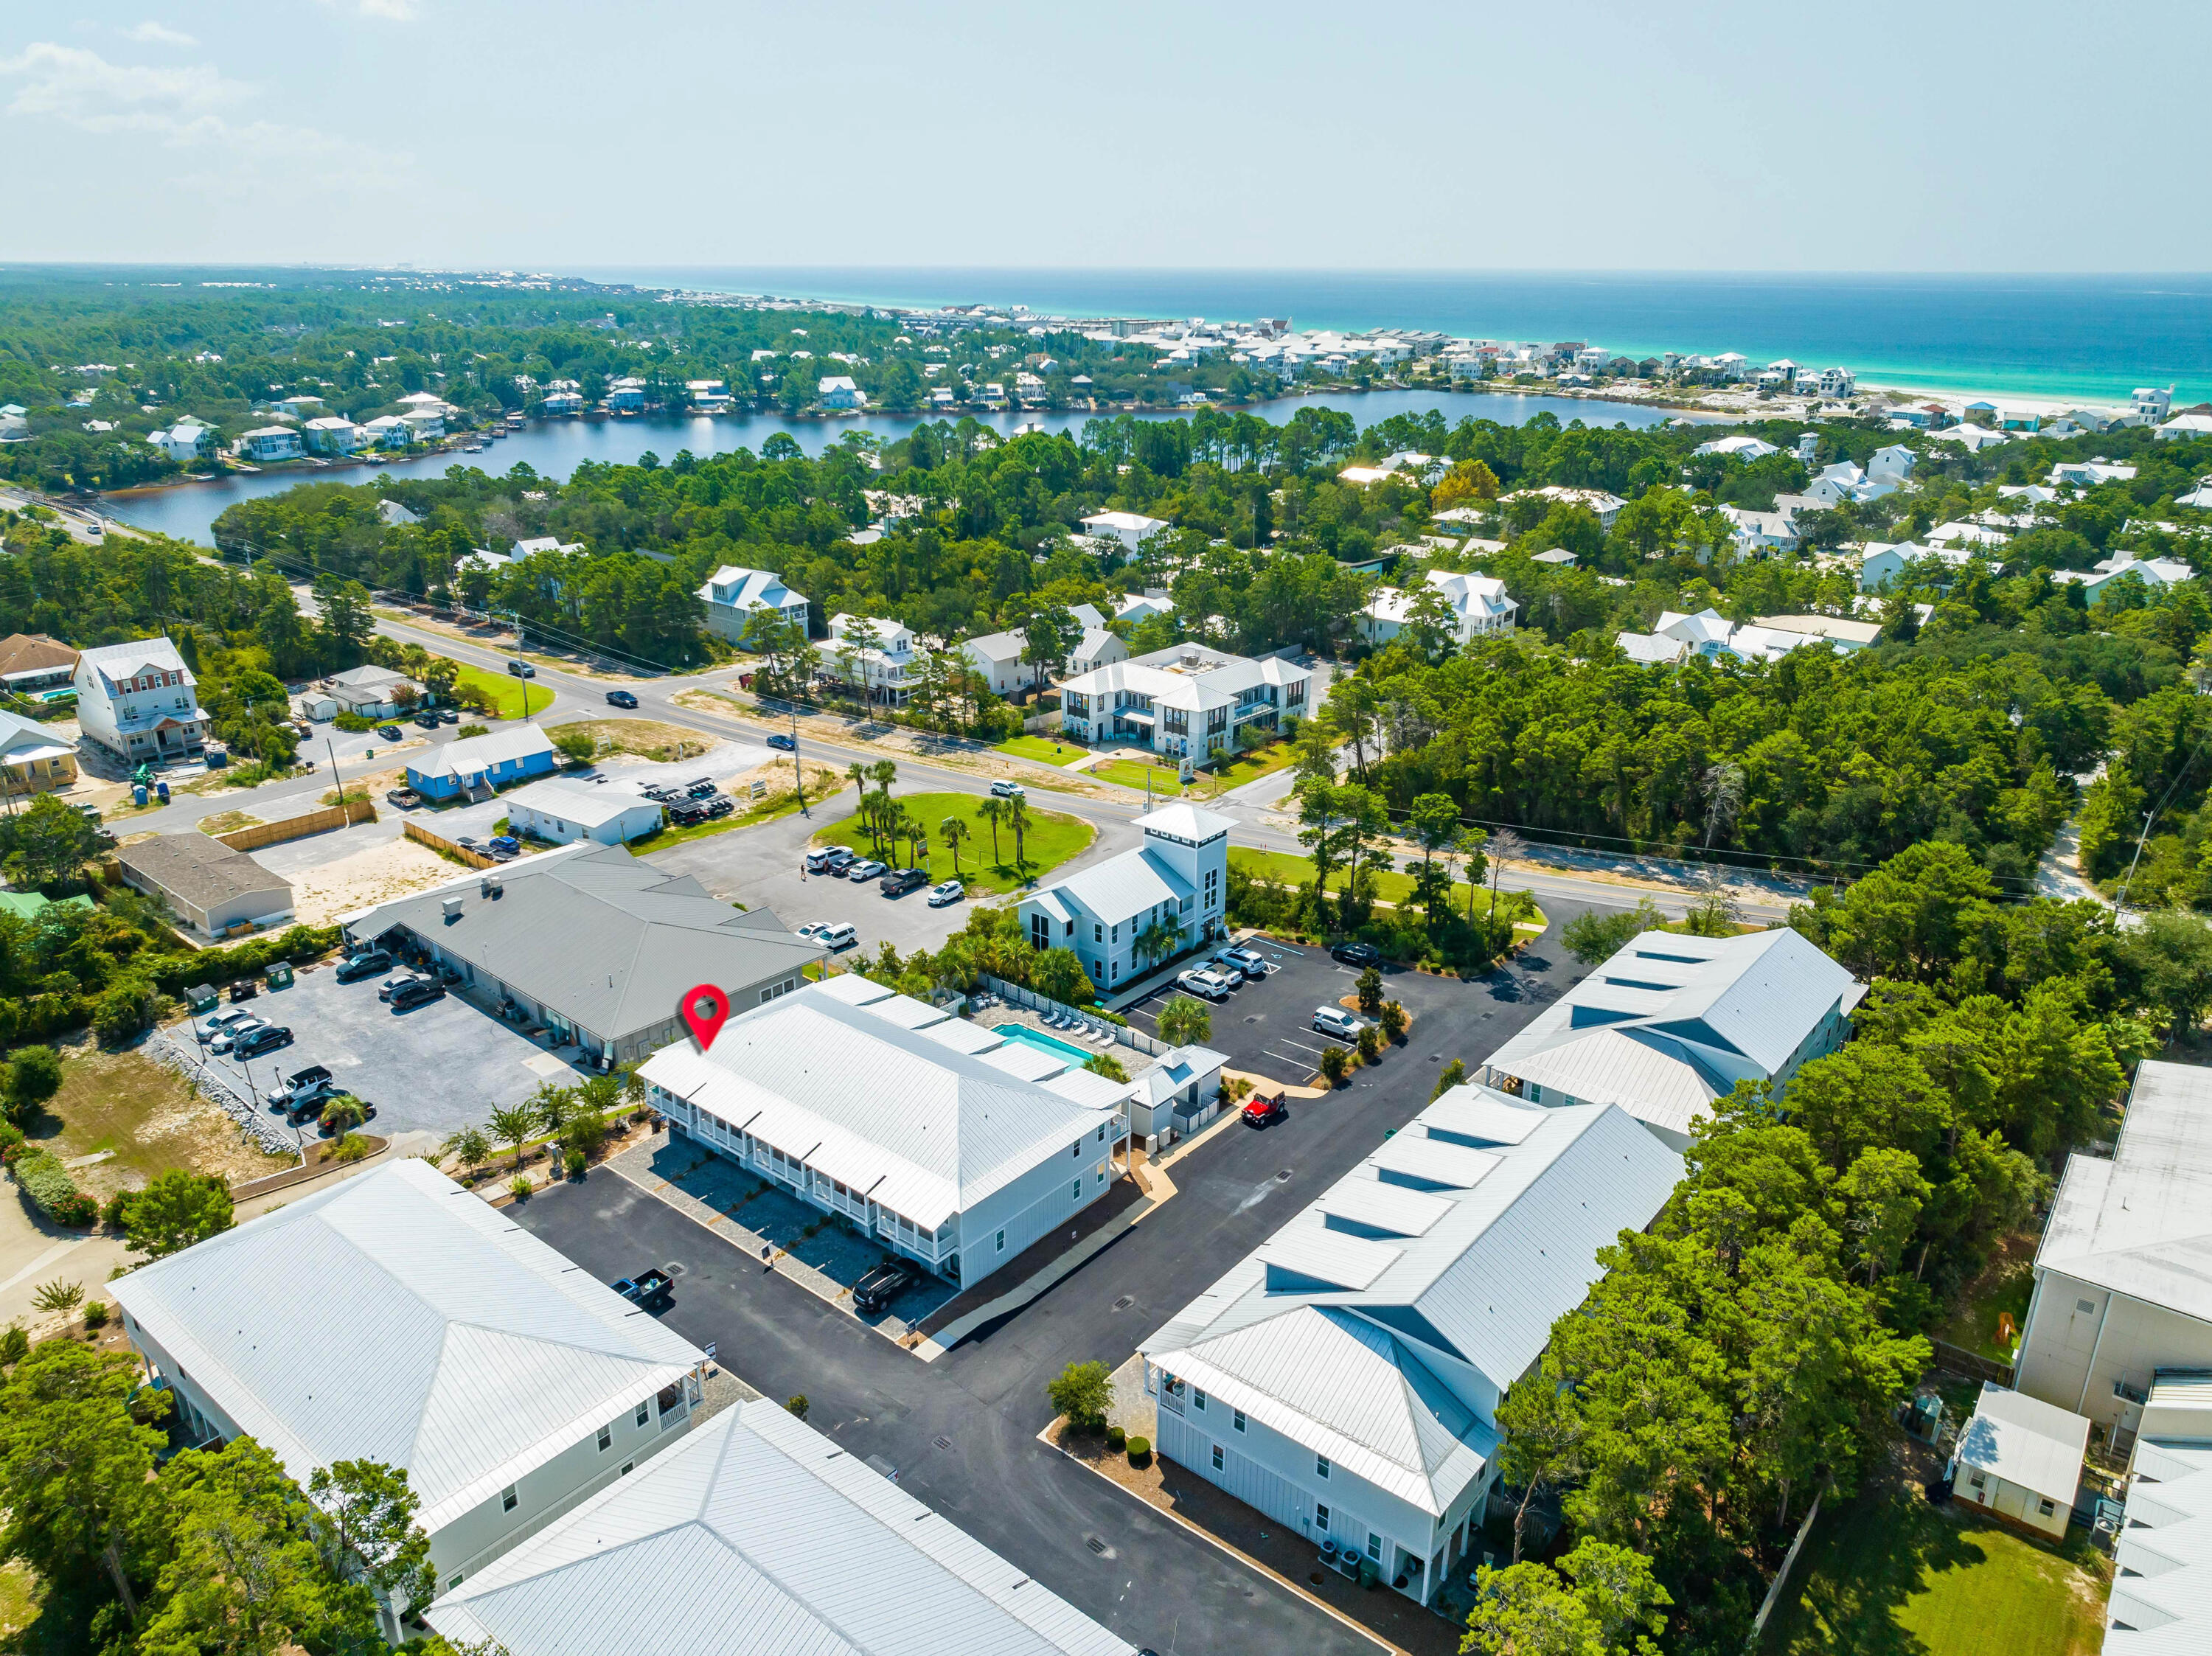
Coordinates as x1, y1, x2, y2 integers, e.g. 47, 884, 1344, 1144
880, 866, 928, 896
927, 880, 965, 908
413, 712, 440, 730
1313, 1005, 1366, 1039
767, 733, 796, 751
990, 779, 1026, 799
507, 659, 535, 678
384, 787, 421, 810
641, 784, 679, 802
316, 1096, 377, 1136
793, 922, 831, 942
706, 796, 733, 818
227, 978, 259, 1003
379, 970, 422, 1002
612, 1267, 673, 1307
846, 859, 886, 883
1178, 968, 1234, 1001
455, 835, 481, 850
376, 723, 405, 741
233, 1023, 295, 1058
196, 1006, 255, 1043
270, 1064, 333, 1113
1220, 944, 1269, 977
667, 802, 709, 827
389, 978, 446, 1012
487, 842, 518, 861
335, 949, 392, 984
208, 1017, 266, 1054
684, 778, 715, 798
437, 708, 459, 724
817, 922, 859, 951
1207, 954, 1252, 985
1242, 1092, 1288, 1128
605, 689, 639, 709
488, 835, 521, 855
852, 1256, 922, 1313
803, 848, 837, 873
823, 847, 858, 874
1329, 940, 1382, 968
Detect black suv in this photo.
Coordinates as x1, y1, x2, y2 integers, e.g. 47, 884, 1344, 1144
234, 1024, 294, 1058
852, 1257, 922, 1313
335, 949, 392, 984
1330, 940, 1382, 968
880, 866, 928, 897
389, 978, 446, 1012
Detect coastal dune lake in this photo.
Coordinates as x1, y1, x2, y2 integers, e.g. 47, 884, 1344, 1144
101, 386, 1711, 546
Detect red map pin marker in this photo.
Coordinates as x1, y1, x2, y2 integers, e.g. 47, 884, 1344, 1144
681, 984, 730, 1051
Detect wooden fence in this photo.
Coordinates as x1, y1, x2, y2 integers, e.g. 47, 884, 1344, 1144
404, 819, 497, 869
215, 796, 376, 852
1747, 1486, 1826, 1649
1929, 1339, 2014, 1387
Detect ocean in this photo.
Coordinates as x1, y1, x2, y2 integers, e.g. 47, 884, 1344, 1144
575, 267, 2212, 406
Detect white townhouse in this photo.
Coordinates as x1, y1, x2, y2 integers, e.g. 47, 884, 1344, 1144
1857, 540, 1982, 592
696, 563, 810, 645
1115, 591, 1176, 626
1141, 1090, 1682, 1608
1500, 485, 1624, 532
1361, 568, 1517, 647
1059, 642, 1309, 762
400, 408, 447, 441
302, 415, 365, 455
1069, 626, 1128, 674
961, 629, 1031, 697
2059, 554, 2197, 605
110, 1160, 708, 1638
426, 1399, 1134, 1656
1478, 927, 1863, 1150
74, 636, 209, 763
642, 975, 1130, 1293
1080, 510, 1172, 554
818, 375, 866, 409
1018, 801, 1231, 995
822, 612, 919, 704
147, 418, 216, 463
234, 425, 303, 462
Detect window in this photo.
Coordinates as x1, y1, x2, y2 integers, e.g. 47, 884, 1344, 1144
501, 1484, 518, 1512
1232, 1408, 1245, 1433
1071, 1180, 1082, 1200
597, 1424, 612, 1452
1097, 1167, 1107, 1185
1316, 1455, 1330, 1480
448, 1573, 462, 1589
1193, 1388, 1207, 1413
1097, 1124, 1107, 1143
1366, 1533, 1382, 1561
1314, 1503, 1330, 1533
995, 1230, 1006, 1253
1968, 1469, 1986, 1489
620, 1461, 633, 1475
2038, 1497, 2056, 1517
636, 1402, 650, 1427
1071, 1141, 1082, 1158
1211, 1444, 1224, 1470
1094, 922, 1104, 943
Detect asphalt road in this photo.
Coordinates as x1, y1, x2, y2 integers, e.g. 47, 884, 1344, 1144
509, 902, 1601, 1656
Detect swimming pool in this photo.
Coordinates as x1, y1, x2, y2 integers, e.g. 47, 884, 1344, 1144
993, 1023, 1096, 1065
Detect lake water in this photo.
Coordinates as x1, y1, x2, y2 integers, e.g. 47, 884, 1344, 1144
101, 386, 1703, 546
586, 267, 2212, 406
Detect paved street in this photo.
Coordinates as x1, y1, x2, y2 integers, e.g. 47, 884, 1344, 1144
509, 903, 1600, 1656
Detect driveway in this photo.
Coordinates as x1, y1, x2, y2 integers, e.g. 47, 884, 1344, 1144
179, 961, 585, 1140
507, 902, 1607, 1656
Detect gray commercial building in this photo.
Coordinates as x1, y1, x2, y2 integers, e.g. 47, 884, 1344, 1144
113, 832, 294, 937
343, 842, 824, 1065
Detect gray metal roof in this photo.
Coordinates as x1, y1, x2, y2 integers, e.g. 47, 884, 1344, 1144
114, 833, 291, 911
1483, 928, 1860, 1137
78, 635, 192, 686
1955, 1383, 2088, 1504
2036, 1061, 2212, 1318
426, 1399, 1133, 1656
641, 983, 1111, 1231
1141, 1089, 1680, 1514
345, 843, 820, 1043
110, 1160, 703, 1534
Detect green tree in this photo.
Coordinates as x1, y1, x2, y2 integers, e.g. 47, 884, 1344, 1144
1032, 947, 1093, 1006
487, 1102, 537, 1168
3, 1044, 63, 1124
1561, 899, 1666, 964
939, 814, 969, 875
1354, 965, 1383, 1015
1085, 1051, 1130, 1082
0, 794, 105, 888
1046, 1360, 1115, 1431
121, 1170, 234, 1259
305, 1458, 437, 1615
0, 1339, 167, 1587
441, 1124, 493, 1175
1158, 996, 1212, 1047
1463, 1539, 1672, 1656
551, 725, 597, 765
1432, 1057, 1468, 1099
1408, 792, 1464, 925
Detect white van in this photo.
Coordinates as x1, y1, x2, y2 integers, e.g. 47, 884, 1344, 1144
817, 922, 859, 953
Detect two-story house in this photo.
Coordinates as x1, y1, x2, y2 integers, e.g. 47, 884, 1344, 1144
1058, 643, 1309, 763
823, 612, 917, 705
1018, 801, 1230, 994
73, 637, 209, 763
695, 565, 810, 646
1360, 569, 1518, 647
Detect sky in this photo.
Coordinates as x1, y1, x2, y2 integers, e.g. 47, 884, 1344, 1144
4, 1, 2208, 273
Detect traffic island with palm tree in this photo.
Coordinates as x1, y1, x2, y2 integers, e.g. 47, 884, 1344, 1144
809, 786, 1094, 897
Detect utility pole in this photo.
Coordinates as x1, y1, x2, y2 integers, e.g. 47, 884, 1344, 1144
790, 705, 807, 816
325, 735, 344, 804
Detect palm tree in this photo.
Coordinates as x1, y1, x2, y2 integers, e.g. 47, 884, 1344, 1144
847, 761, 868, 813
979, 796, 1006, 865
1135, 914, 1184, 970
939, 815, 970, 875
488, 1103, 537, 1169
1007, 794, 1030, 872
441, 1124, 492, 1174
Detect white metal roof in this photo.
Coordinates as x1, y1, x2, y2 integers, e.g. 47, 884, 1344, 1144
77, 636, 192, 687
109, 1160, 703, 1534
2036, 1062, 2212, 1319
1141, 1093, 1680, 1515
504, 776, 658, 831
2112, 1439, 2212, 1651
1133, 800, 1232, 845
1955, 1384, 2088, 1505
1483, 928, 1859, 1138
427, 1399, 1133, 1656
641, 984, 1107, 1231
409, 723, 556, 782
1023, 846, 1189, 929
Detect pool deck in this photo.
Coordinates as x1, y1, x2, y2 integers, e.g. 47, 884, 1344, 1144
991, 1021, 1101, 1065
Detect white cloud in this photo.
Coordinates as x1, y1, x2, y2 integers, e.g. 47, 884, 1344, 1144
316, 0, 420, 18
123, 22, 197, 46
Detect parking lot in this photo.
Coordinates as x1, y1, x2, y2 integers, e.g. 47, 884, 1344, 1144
181, 958, 585, 1139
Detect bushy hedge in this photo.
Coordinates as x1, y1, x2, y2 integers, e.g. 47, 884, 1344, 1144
145, 923, 341, 995
13, 1147, 94, 1225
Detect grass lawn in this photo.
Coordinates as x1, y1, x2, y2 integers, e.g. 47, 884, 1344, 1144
563, 717, 715, 763
637, 764, 844, 852
1935, 1234, 2038, 1363
810, 790, 1092, 895
1229, 846, 1544, 931
38, 1043, 292, 1199
996, 734, 1085, 766
1088, 740, 1298, 800
1764, 1483, 2110, 1656
449, 660, 553, 720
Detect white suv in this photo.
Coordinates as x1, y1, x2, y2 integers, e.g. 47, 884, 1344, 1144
1178, 968, 1234, 1001
1313, 1005, 1365, 1039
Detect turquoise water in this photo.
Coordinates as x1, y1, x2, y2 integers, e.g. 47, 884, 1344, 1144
587, 267, 2212, 404
993, 1023, 1096, 1065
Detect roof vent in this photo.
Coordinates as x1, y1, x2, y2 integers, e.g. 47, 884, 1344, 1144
441, 895, 463, 923
486, 874, 503, 899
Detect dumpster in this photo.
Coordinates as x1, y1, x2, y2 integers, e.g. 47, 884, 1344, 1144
265, 961, 294, 990
183, 982, 218, 1013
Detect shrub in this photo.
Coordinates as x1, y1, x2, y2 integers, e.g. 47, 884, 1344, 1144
1047, 1360, 1115, 1432
29, 1278, 83, 1316
93, 977, 156, 1046
48, 1192, 97, 1227
82, 1301, 108, 1330
786, 1394, 809, 1421
1106, 1424, 1126, 1452
0, 1324, 27, 1366
1085, 1051, 1129, 1082
564, 1147, 587, 1180
328, 1135, 372, 1163
1318, 1046, 1350, 1085
1126, 1436, 1151, 1467
507, 1173, 532, 1200
0, 1119, 24, 1163
1379, 1000, 1408, 1042
13, 1147, 88, 1221
333, 712, 375, 733
1355, 1025, 1383, 1063
1431, 1058, 1468, 1099
1354, 965, 1383, 1015
4, 1046, 63, 1122
457, 723, 489, 739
